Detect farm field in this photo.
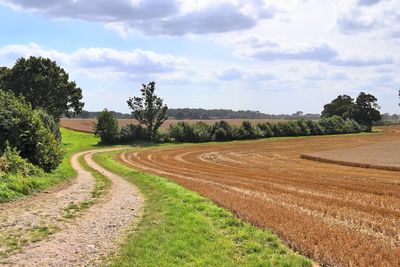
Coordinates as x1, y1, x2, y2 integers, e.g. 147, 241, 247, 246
118, 126, 400, 266
60, 118, 282, 133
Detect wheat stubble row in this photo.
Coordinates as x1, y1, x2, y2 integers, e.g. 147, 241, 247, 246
120, 127, 400, 266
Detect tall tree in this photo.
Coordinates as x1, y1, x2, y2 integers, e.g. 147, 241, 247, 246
127, 81, 168, 140
353, 92, 381, 131
321, 95, 357, 119
1, 56, 84, 120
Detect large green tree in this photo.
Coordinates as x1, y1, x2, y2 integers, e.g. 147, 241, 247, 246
127, 81, 168, 140
322, 92, 380, 131
1, 56, 84, 120
353, 92, 381, 131
321, 95, 357, 119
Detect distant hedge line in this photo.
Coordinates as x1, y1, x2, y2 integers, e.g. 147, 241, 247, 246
101, 115, 362, 144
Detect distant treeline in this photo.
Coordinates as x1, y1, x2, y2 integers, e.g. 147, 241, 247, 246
70, 109, 321, 120
374, 113, 400, 126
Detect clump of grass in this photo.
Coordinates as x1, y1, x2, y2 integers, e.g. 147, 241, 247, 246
94, 151, 311, 267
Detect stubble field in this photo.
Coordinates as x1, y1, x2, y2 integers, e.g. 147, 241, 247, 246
118, 126, 400, 266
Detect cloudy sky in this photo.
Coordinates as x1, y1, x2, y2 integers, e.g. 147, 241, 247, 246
0, 0, 398, 114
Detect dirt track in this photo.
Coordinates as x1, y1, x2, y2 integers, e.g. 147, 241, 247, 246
120, 126, 400, 267
0, 148, 143, 266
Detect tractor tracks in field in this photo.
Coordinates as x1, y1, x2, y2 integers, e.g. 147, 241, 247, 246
0, 148, 143, 267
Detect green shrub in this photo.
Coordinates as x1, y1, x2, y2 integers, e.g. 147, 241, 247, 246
94, 109, 119, 144
306, 120, 324, 135
0, 145, 43, 177
0, 90, 64, 171
37, 109, 61, 142
169, 122, 212, 143
211, 121, 235, 141
118, 124, 146, 143
256, 123, 274, 138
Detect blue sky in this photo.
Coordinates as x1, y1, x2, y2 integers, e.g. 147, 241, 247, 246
0, 0, 398, 114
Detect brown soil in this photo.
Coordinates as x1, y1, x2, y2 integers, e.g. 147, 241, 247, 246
60, 118, 282, 133
119, 126, 400, 267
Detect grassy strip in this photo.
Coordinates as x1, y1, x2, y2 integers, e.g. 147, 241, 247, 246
62, 154, 111, 219
0, 128, 99, 202
94, 150, 312, 267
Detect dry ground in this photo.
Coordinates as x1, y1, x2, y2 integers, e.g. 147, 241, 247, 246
119, 126, 400, 267
60, 118, 282, 133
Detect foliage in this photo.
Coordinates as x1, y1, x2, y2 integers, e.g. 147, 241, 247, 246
127, 81, 168, 140
0, 145, 43, 177
94, 109, 119, 144
167, 118, 362, 143
118, 124, 147, 143
37, 109, 62, 142
321, 95, 356, 119
353, 92, 381, 131
321, 92, 381, 131
0, 90, 64, 171
1, 56, 84, 120
211, 120, 236, 141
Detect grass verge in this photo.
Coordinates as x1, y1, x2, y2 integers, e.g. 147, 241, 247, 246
94, 150, 312, 267
0, 128, 99, 202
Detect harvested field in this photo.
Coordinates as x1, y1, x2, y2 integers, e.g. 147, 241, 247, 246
301, 140, 400, 171
60, 118, 282, 133
119, 126, 400, 267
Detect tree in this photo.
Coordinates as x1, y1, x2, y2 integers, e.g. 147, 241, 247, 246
127, 81, 168, 140
353, 92, 381, 131
0, 67, 10, 89
94, 109, 119, 144
321, 95, 357, 119
0, 90, 64, 171
1, 56, 84, 120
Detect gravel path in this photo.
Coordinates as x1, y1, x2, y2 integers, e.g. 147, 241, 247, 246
1, 148, 143, 266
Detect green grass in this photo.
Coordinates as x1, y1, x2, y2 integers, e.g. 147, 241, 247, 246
0, 128, 99, 202
94, 150, 312, 267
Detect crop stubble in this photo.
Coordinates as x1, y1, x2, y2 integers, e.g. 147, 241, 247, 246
119, 126, 400, 266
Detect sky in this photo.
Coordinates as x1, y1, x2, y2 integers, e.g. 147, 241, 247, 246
0, 0, 398, 114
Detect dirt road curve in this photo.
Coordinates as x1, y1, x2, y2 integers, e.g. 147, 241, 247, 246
120, 126, 400, 267
1, 148, 143, 267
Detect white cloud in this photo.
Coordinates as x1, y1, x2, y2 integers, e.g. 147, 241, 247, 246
215, 66, 276, 81
1, 0, 278, 36
0, 43, 189, 79
233, 36, 394, 67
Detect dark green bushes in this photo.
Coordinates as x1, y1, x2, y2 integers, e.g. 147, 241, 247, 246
95, 113, 363, 145
167, 116, 362, 143
0, 91, 64, 171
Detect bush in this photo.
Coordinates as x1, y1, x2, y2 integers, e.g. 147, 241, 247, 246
0, 90, 64, 171
256, 123, 274, 138
236, 121, 262, 139
37, 109, 61, 142
211, 121, 235, 141
169, 122, 212, 142
306, 120, 324, 135
0, 145, 43, 177
118, 124, 147, 143
94, 109, 119, 144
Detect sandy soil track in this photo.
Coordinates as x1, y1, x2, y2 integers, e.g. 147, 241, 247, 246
1, 148, 143, 266
120, 126, 400, 267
